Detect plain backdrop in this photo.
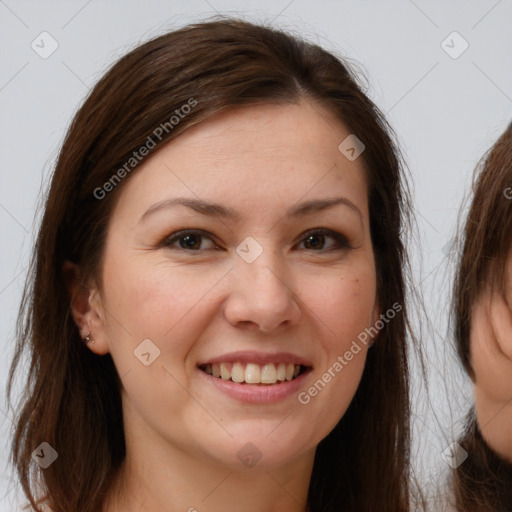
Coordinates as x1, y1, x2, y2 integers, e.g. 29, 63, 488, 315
1, 0, 512, 509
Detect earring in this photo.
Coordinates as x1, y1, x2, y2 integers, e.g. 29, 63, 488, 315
82, 332, 94, 345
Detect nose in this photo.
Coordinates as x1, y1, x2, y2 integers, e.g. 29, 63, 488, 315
223, 251, 301, 333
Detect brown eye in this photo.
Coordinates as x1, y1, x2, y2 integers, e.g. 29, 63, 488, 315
163, 230, 217, 251
298, 228, 351, 251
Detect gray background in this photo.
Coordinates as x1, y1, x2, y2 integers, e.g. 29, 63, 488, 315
1, 0, 511, 509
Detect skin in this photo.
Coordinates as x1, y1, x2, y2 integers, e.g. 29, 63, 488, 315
471, 252, 512, 463
66, 99, 379, 512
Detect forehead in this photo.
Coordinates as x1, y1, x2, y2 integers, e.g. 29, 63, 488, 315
111, 99, 370, 224
169, 100, 364, 174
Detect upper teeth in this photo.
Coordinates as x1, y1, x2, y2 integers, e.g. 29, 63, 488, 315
202, 362, 301, 384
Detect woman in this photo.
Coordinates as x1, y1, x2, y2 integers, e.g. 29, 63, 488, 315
451, 122, 512, 510
8, 17, 418, 512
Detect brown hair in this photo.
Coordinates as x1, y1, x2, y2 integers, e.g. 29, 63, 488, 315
452, 123, 512, 510
8, 17, 416, 512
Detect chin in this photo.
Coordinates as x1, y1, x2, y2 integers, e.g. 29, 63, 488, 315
199, 427, 315, 471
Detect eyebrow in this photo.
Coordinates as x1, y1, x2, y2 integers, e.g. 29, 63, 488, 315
138, 196, 363, 224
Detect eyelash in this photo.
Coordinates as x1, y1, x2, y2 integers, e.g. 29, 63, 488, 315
161, 228, 352, 253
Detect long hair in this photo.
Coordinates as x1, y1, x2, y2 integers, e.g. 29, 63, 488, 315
451, 123, 512, 511
8, 17, 415, 512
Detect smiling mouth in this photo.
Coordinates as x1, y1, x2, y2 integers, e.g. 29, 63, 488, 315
198, 362, 310, 385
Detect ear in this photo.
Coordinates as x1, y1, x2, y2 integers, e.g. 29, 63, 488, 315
62, 261, 110, 355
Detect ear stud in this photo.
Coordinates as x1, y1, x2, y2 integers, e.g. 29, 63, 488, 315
82, 332, 94, 345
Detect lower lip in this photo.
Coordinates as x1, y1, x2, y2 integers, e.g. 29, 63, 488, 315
197, 368, 311, 404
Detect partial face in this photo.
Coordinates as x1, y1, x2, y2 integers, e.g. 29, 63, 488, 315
471, 252, 512, 462
90, 100, 379, 470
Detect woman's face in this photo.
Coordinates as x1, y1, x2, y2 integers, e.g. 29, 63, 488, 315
88, 99, 379, 470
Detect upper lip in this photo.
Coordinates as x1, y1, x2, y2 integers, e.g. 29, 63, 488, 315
198, 351, 313, 367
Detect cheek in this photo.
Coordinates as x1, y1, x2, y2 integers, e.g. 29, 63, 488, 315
296, 316, 373, 441
99, 255, 223, 425
295, 270, 376, 418
100, 252, 222, 362
471, 302, 512, 403
310, 271, 377, 349
326, 277, 375, 354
